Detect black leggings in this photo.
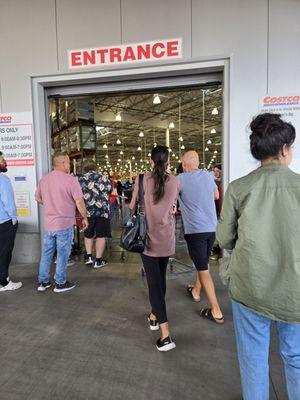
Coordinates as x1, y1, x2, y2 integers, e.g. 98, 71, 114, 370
141, 254, 169, 324
0, 220, 18, 285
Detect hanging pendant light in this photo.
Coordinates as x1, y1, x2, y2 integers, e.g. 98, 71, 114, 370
103, 143, 108, 149
153, 94, 161, 104
181, 145, 185, 150
211, 128, 216, 134
116, 138, 121, 145
211, 108, 218, 115
115, 112, 122, 121
139, 131, 144, 137
178, 136, 183, 142
120, 150, 123, 155
169, 122, 175, 129
205, 147, 209, 151
137, 146, 142, 151
207, 139, 212, 144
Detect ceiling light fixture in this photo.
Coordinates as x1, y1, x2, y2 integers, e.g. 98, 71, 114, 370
105, 154, 109, 159
178, 136, 183, 142
205, 147, 209, 151
120, 150, 124, 155
153, 94, 161, 104
172, 153, 175, 157
211, 128, 216, 134
137, 146, 142, 151
116, 138, 121, 145
169, 122, 175, 129
139, 131, 144, 137
115, 112, 122, 121
103, 144, 108, 149
214, 150, 218, 154
207, 139, 212, 144
132, 156, 135, 160
181, 145, 185, 150
148, 152, 151, 157
153, 142, 157, 147
211, 108, 218, 115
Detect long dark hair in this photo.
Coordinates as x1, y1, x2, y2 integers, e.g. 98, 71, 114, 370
151, 145, 169, 204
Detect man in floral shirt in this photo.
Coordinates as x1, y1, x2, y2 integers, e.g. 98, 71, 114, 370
78, 163, 113, 268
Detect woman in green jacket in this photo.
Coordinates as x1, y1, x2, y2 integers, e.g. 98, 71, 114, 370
217, 113, 300, 400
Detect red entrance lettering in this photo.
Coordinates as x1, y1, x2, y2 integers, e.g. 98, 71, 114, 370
136, 44, 151, 60
71, 52, 82, 67
123, 46, 136, 62
96, 49, 109, 64
167, 40, 179, 57
83, 50, 96, 66
110, 48, 122, 62
152, 42, 165, 58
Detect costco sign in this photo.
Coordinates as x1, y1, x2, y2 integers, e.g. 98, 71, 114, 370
69, 38, 182, 69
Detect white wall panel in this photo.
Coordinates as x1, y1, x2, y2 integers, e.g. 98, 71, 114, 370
192, 0, 268, 180
122, 0, 191, 58
0, 0, 57, 111
269, 0, 300, 92
56, 0, 121, 71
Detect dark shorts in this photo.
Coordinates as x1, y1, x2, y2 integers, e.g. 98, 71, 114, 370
184, 232, 215, 271
84, 216, 111, 239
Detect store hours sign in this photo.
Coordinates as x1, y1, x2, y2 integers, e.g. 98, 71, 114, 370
0, 113, 34, 166
0, 112, 38, 232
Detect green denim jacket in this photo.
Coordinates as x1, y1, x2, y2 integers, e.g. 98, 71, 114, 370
217, 163, 300, 323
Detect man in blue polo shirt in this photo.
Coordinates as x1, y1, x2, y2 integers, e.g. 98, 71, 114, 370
0, 153, 22, 291
179, 151, 223, 324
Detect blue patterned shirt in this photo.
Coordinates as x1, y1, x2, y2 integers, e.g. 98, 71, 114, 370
78, 171, 113, 218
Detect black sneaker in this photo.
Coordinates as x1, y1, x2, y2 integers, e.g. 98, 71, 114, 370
84, 254, 93, 265
37, 282, 52, 292
93, 259, 108, 269
53, 281, 76, 293
147, 314, 159, 331
156, 336, 176, 352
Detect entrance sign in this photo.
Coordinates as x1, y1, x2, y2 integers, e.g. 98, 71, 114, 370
69, 38, 182, 69
0, 112, 38, 232
260, 94, 300, 173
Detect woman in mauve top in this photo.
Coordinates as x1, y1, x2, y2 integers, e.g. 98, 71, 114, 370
130, 145, 179, 352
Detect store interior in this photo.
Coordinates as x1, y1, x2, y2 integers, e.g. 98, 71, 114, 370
49, 82, 223, 181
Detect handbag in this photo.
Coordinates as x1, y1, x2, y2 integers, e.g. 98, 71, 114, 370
120, 174, 146, 253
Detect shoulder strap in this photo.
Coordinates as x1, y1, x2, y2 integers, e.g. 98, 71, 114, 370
138, 174, 145, 213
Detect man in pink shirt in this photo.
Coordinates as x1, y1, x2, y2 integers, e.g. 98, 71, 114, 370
35, 152, 88, 293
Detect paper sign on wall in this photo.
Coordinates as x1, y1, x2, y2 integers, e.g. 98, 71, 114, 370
15, 192, 30, 217
0, 112, 38, 233
260, 95, 300, 173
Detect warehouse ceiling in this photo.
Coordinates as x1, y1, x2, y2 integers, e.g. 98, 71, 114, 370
50, 82, 222, 174
93, 83, 222, 172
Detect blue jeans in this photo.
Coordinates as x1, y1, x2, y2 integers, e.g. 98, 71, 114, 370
232, 300, 300, 400
38, 227, 74, 285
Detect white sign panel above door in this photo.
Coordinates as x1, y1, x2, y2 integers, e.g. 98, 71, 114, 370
68, 38, 182, 69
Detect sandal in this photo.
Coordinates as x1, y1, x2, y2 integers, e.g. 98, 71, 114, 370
186, 285, 201, 302
199, 308, 224, 324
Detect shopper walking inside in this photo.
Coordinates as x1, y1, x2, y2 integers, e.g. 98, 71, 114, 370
78, 164, 113, 268
0, 153, 22, 291
35, 152, 88, 292
217, 113, 300, 400
179, 151, 224, 324
130, 146, 179, 351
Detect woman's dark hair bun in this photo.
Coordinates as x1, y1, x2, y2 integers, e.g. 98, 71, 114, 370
249, 113, 295, 161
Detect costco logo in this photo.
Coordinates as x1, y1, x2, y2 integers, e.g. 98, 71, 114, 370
263, 96, 300, 106
0, 115, 12, 124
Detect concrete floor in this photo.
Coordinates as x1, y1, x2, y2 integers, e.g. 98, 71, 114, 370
1, 250, 287, 400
